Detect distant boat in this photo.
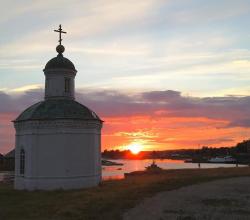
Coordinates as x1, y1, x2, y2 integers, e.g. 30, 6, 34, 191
145, 160, 162, 171
101, 159, 123, 166
124, 161, 163, 178
208, 156, 236, 163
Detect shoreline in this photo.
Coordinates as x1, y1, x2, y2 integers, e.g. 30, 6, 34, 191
1, 167, 250, 220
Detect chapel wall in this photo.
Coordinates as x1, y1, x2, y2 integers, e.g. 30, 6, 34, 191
14, 119, 102, 190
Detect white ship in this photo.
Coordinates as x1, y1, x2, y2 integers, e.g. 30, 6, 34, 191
208, 156, 236, 163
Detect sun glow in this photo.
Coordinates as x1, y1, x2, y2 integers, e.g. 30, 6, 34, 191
126, 143, 143, 154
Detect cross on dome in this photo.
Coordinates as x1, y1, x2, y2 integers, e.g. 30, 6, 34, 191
54, 24, 67, 45
54, 24, 67, 55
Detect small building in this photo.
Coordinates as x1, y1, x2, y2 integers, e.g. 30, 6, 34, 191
0, 153, 3, 166
4, 149, 15, 159
246, 142, 250, 154
4, 149, 15, 170
13, 25, 103, 190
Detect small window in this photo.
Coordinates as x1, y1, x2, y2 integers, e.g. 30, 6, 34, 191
45, 79, 49, 91
64, 78, 70, 93
20, 149, 25, 175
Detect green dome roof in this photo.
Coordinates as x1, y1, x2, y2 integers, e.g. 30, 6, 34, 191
45, 54, 76, 71
15, 99, 101, 122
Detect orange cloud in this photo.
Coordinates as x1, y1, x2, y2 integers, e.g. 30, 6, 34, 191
102, 115, 250, 151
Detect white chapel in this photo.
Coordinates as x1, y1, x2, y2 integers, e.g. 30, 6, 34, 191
13, 25, 103, 190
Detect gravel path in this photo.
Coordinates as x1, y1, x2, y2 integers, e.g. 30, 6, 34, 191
123, 177, 250, 220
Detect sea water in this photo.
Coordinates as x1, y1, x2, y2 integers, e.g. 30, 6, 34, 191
0, 159, 245, 183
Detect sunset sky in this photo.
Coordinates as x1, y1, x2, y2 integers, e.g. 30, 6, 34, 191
1, 0, 250, 153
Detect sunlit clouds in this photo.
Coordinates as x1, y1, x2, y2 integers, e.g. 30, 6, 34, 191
1, 1, 250, 153
9, 84, 43, 93
1, 88, 250, 153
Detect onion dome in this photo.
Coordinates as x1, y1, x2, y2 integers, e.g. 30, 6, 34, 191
44, 44, 76, 71
45, 54, 76, 71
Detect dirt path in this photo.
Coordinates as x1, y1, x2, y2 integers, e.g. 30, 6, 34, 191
123, 177, 250, 220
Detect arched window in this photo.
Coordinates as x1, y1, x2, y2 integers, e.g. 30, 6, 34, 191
64, 78, 70, 93
20, 149, 25, 175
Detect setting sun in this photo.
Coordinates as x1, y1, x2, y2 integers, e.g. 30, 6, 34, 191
126, 143, 143, 154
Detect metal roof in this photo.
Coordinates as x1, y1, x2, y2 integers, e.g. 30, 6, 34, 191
44, 54, 76, 71
15, 99, 102, 122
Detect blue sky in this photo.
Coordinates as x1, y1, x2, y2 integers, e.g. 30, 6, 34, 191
1, 0, 250, 96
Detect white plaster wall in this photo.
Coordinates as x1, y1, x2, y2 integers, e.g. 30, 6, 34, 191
14, 120, 102, 190
44, 69, 76, 100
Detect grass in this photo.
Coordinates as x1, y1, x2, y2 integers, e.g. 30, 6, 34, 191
1, 167, 250, 220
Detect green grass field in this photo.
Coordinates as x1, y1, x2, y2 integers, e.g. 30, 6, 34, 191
1, 167, 250, 220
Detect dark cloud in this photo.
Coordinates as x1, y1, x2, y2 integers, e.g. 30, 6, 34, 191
1, 89, 250, 126
78, 90, 250, 126
0, 90, 43, 114
76, 90, 154, 117
227, 119, 250, 128
163, 137, 235, 147
141, 90, 182, 102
